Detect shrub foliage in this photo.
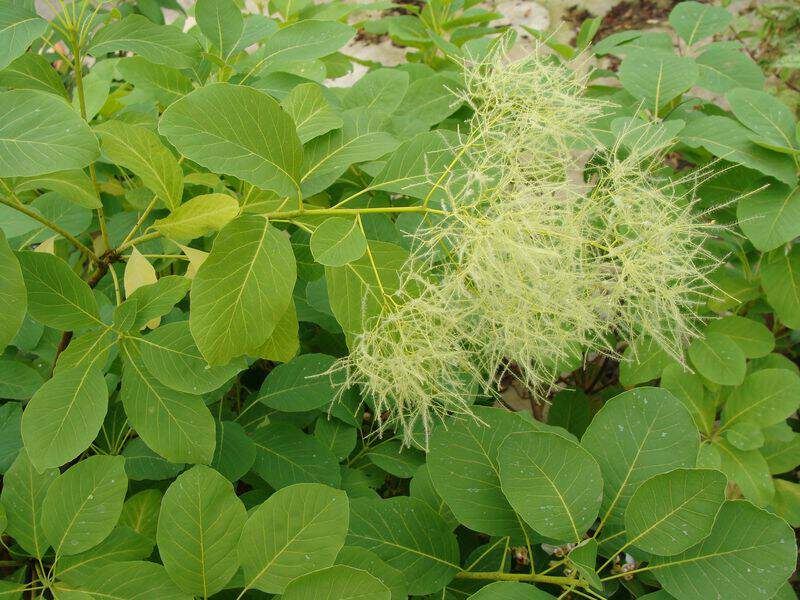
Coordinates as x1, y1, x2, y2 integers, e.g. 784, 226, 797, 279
0, 1, 798, 599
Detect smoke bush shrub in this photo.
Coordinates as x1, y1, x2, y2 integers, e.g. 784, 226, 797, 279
0, 1, 797, 599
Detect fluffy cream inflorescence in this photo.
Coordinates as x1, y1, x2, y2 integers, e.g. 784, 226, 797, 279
336, 46, 715, 444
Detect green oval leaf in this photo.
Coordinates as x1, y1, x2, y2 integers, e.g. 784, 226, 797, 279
152, 193, 240, 241
159, 83, 302, 198
281, 564, 390, 600
624, 468, 726, 555
0, 231, 25, 352
157, 465, 247, 596
346, 496, 459, 596
0, 90, 99, 177
581, 388, 700, 533
257, 353, 339, 412
427, 406, 537, 537
651, 501, 795, 600
189, 215, 296, 366
41, 455, 127, 556
238, 483, 349, 594
17, 251, 102, 331
500, 431, 603, 543
688, 331, 746, 386
21, 365, 108, 471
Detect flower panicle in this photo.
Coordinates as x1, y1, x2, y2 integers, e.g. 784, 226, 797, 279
334, 44, 720, 445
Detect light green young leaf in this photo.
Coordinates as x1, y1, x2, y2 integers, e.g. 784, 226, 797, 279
310, 217, 367, 267
73, 65, 110, 122
15, 192, 92, 245
120, 339, 216, 464
619, 336, 671, 387
136, 321, 243, 394
126, 274, 191, 330
238, 483, 349, 594
117, 56, 193, 106
581, 388, 700, 532
21, 365, 108, 471
16, 251, 102, 331
189, 215, 296, 365
668, 1, 732, 45
281, 82, 342, 143
41, 455, 127, 556
724, 421, 765, 451
762, 247, 800, 328
153, 193, 239, 241
371, 129, 462, 201
0, 90, 99, 177
89, 14, 202, 68
770, 479, 800, 527
252, 299, 300, 362
347, 496, 459, 596
157, 465, 247, 597
366, 440, 425, 479
618, 51, 698, 113
0, 231, 25, 352
0, 1, 47, 71
159, 83, 303, 198
687, 332, 746, 386
0, 449, 58, 558
251, 422, 340, 488
315, 417, 356, 462
727, 88, 797, 151
722, 368, 800, 429
762, 430, 800, 474
427, 406, 534, 536
651, 501, 795, 600
500, 431, 603, 543
567, 539, 602, 591
0, 402, 21, 474
95, 120, 183, 211
624, 468, 726, 555
196, 0, 244, 59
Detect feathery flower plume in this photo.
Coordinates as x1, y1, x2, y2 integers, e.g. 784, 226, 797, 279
334, 44, 716, 444
588, 120, 719, 360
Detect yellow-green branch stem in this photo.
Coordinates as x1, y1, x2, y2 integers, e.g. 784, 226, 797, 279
266, 205, 447, 220
71, 29, 110, 252
454, 570, 586, 588
116, 205, 446, 253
